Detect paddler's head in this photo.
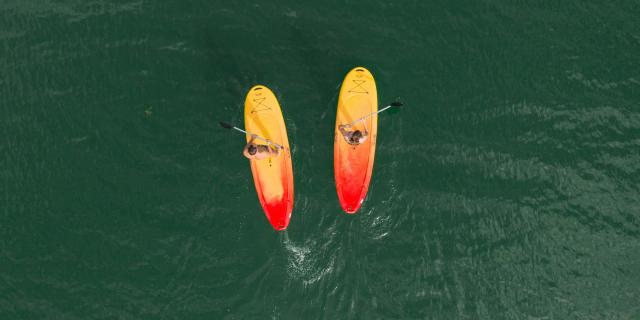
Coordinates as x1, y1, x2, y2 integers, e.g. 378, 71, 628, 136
248, 145, 257, 155
350, 130, 363, 144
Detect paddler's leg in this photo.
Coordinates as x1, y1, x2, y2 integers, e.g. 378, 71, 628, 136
270, 145, 280, 157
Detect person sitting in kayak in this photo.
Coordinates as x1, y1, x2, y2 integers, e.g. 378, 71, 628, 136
243, 134, 280, 160
338, 124, 368, 145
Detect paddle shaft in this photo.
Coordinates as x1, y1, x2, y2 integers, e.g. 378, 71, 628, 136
229, 126, 285, 149
345, 104, 395, 126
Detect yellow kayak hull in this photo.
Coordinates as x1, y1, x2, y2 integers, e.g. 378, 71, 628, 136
333, 67, 378, 214
244, 85, 294, 230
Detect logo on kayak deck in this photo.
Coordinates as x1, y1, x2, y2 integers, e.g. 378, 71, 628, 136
251, 96, 272, 113
348, 80, 368, 94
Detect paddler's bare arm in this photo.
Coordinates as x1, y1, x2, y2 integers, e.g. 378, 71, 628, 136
361, 131, 369, 143
360, 122, 369, 142
338, 124, 351, 137
243, 146, 251, 158
265, 139, 281, 156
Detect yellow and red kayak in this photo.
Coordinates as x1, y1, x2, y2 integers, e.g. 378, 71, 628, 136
244, 85, 294, 230
334, 67, 378, 214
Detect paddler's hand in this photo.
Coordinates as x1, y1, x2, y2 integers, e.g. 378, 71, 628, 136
266, 139, 285, 150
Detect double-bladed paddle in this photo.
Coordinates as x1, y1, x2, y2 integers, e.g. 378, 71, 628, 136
343, 101, 403, 126
218, 121, 285, 150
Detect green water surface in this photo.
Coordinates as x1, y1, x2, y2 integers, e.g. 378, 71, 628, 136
2, 1, 640, 319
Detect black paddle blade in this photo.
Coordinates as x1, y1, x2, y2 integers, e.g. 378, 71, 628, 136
387, 99, 403, 115
219, 121, 233, 129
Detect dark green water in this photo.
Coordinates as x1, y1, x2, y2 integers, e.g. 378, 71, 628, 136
2, 1, 640, 319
